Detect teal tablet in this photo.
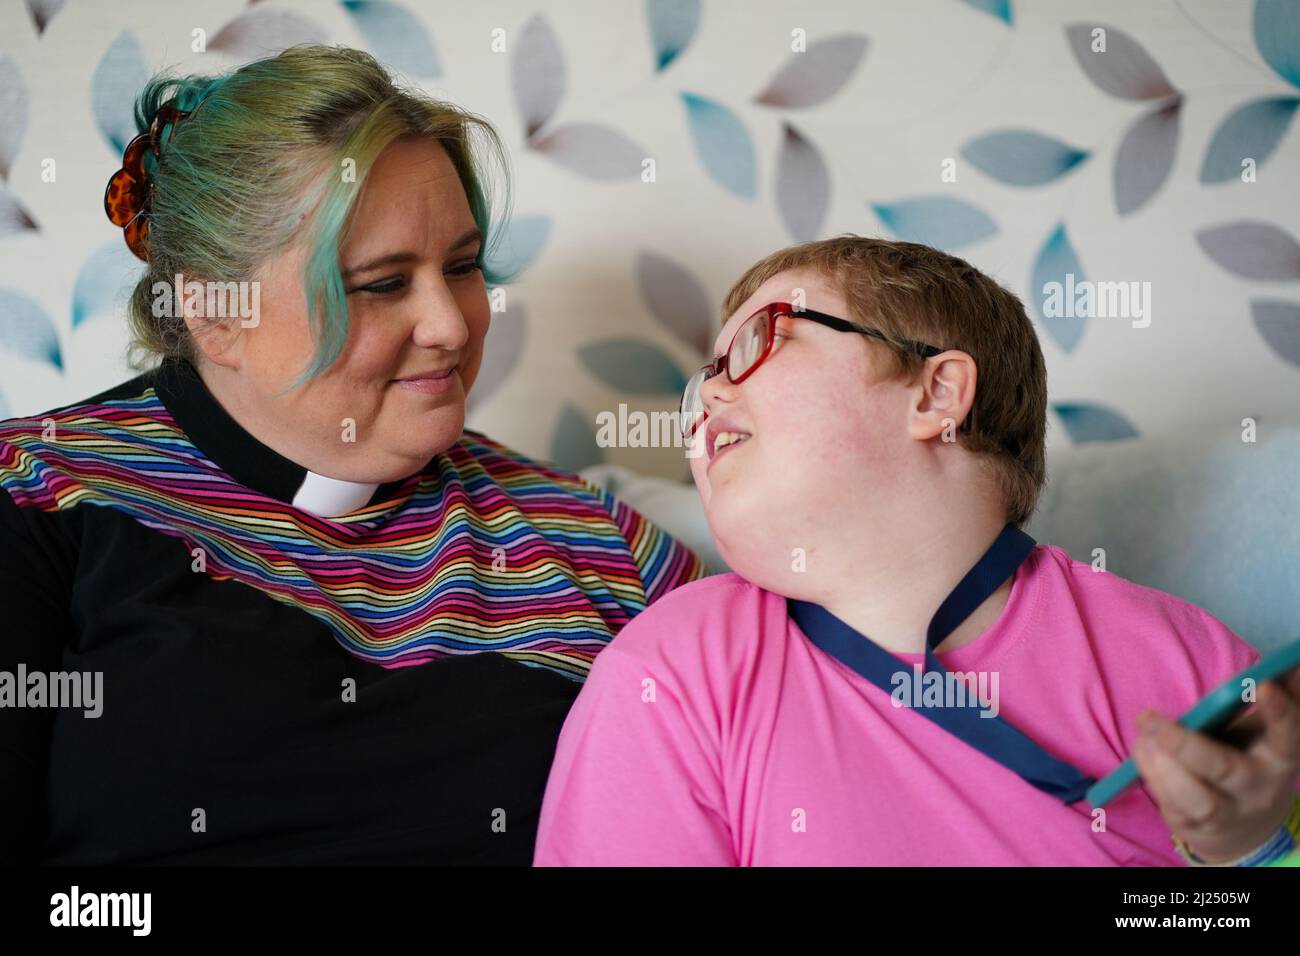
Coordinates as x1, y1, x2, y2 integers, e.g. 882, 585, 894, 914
1087, 635, 1300, 810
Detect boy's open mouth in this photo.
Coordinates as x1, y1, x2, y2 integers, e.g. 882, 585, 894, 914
706, 419, 753, 463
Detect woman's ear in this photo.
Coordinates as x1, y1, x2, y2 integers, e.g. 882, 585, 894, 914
179, 286, 246, 371
908, 350, 978, 442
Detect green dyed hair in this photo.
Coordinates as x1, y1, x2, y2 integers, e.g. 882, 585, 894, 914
126, 44, 513, 386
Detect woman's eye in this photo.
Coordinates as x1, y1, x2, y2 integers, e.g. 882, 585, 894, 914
448, 260, 482, 277
356, 277, 406, 295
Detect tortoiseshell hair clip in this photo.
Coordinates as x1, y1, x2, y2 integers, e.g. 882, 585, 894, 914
103, 101, 191, 262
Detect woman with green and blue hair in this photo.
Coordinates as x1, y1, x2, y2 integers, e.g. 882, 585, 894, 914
0, 44, 703, 864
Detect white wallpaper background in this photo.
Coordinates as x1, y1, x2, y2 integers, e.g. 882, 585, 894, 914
1, 0, 1298, 481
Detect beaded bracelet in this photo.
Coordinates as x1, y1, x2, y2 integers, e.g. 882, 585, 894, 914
1173, 795, 1300, 866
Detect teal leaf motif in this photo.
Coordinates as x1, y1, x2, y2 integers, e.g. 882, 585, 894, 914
1053, 403, 1140, 443
91, 30, 148, 154
1200, 96, 1299, 184
959, 0, 1013, 26
1254, 0, 1300, 89
681, 92, 756, 199
1031, 223, 1087, 354
0, 289, 62, 370
73, 241, 144, 329
871, 196, 996, 251
961, 129, 1088, 186
483, 216, 551, 284
341, 1, 439, 78
646, 0, 700, 72
551, 404, 605, 472
1251, 300, 1300, 366
578, 339, 688, 395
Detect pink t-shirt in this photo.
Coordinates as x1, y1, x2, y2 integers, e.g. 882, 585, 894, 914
534, 544, 1263, 866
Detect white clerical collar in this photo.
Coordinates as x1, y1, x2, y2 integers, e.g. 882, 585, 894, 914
291, 470, 380, 517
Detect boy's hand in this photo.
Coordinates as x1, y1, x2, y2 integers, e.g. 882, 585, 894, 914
1132, 670, 1300, 864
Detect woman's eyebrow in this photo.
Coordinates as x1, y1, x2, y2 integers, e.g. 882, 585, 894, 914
342, 228, 483, 279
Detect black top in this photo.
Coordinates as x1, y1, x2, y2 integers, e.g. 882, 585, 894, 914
0, 359, 700, 864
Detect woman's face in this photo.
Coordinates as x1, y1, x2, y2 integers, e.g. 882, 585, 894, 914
688, 267, 921, 597
202, 136, 489, 484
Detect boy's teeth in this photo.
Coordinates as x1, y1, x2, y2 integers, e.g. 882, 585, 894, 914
713, 431, 752, 453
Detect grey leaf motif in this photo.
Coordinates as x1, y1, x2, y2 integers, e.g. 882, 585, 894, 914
468, 304, 526, 414
1065, 23, 1177, 100
636, 251, 713, 355
1197, 222, 1300, 281
0, 56, 27, 180
531, 123, 647, 181
1114, 97, 1181, 215
775, 123, 829, 242
1250, 300, 1300, 366
754, 34, 868, 109
0, 185, 37, 236
26, 0, 67, 34
209, 8, 329, 62
513, 15, 565, 141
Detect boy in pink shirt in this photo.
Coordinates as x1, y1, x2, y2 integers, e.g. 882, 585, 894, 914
535, 237, 1300, 866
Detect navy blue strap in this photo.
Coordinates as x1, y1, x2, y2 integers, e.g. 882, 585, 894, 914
789, 525, 1096, 805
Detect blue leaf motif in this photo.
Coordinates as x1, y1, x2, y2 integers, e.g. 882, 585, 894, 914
551, 404, 605, 473
959, 0, 1013, 26
871, 196, 997, 252
636, 251, 713, 355
1251, 299, 1300, 366
961, 129, 1088, 186
91, 30, 149, 154
483, 216, 551, 284
1031, 223, 1088, 354
681, 92, 757, 199
646, 0, 700, 71
341, 1, 439, 78
73, 241, 144, 329
1254, 0, 1300, 89
578, 339, 689, 395
0, 290, 62, 370
1200, 96, 1300, 183
1053, 402, 1140, 443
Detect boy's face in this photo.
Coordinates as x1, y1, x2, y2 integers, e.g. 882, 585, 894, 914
689, 267, 924, 597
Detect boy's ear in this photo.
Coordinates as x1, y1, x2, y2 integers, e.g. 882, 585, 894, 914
907, 351, 978, 442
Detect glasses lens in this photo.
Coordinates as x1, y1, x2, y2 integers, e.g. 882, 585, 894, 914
729, 309, 773, 380
680, 369, 709, 437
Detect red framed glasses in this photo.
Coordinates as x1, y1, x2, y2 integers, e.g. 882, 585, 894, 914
679, 301, 943, 438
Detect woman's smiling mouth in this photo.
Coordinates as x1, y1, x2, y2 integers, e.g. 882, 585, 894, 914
393, 367, 456, 394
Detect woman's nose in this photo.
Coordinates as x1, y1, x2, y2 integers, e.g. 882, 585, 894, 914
411, 281, 470, 351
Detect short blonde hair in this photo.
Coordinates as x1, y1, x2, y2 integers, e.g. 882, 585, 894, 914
722, 236, 1048, 526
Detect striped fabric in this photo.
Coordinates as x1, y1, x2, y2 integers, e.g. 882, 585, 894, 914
0, 386, 703, 681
